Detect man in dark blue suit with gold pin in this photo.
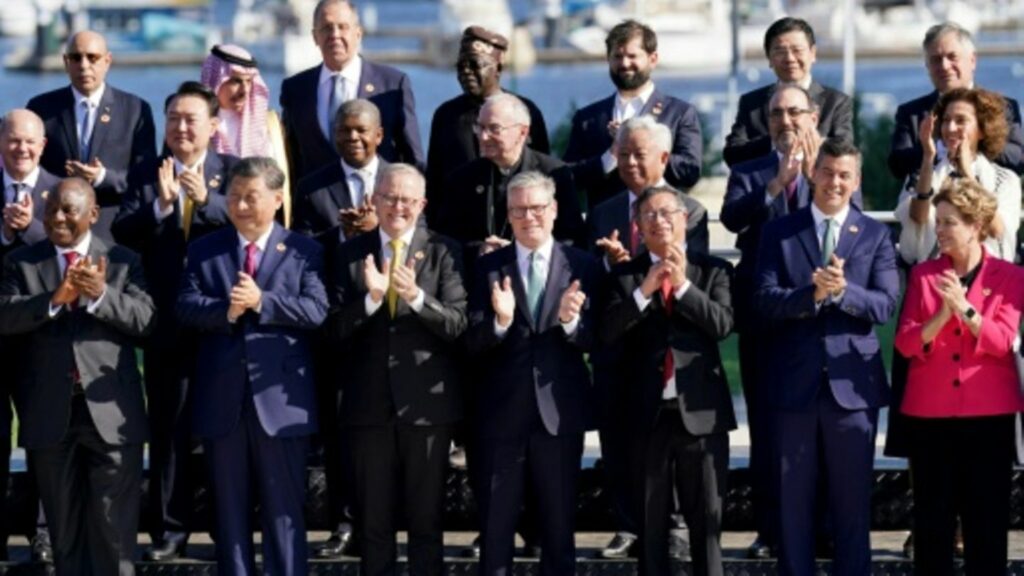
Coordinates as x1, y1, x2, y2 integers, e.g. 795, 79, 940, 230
27, 30, 157, 242
280, 0, 423, 186
177, 157, 328, 576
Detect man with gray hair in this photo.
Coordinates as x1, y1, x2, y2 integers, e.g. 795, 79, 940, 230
437, 93, 584, 261
466, 169, 600, 576
888, 21, 1024, 179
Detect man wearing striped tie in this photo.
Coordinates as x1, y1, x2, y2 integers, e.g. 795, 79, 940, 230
111, 81, 240, 562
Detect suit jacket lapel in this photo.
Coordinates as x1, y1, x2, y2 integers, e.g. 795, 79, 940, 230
834, 209, 865, 262
356, 60, 373, 98
500, 247, 533, 331
794, 209, 822, 267
37, 243, 62, 293
966, 252, 1000, 309
60, 87, 79, 156
327, 164, 355, 211
254, 224, 286, 287
88, 88, 116, 158
538, 242, 571, 330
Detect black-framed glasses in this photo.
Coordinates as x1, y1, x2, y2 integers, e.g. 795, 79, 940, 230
472, 122, 521, 137
508, 202, 551, 219
65, 52, 104, 64
638, 208, 684, 223
768, 107, 812, 120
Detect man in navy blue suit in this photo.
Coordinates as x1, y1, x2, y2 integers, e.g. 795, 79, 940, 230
467, 171, 600, 576
280, 0, 423, 186
27, 31, 157, 242
563, 19, 702, 209
177, 157, 328, 576
112, 81, 239, 561
755, 139, 899, 576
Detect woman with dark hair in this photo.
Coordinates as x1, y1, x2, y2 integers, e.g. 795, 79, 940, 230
895, 179, 1024, 575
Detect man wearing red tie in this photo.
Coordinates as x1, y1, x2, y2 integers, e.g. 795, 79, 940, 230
600, 186, 736, 576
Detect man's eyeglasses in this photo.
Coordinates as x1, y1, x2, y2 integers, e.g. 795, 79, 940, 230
378, 195, 422, 207
768, 107, 812, 120
65, 52, 105, 64
638, 208, 684, 223
472, 123, 521, 137
508, 203, 551, 219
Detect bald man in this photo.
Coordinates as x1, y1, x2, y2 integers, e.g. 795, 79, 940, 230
27, 31, 157, 242
0, 177, 154, 575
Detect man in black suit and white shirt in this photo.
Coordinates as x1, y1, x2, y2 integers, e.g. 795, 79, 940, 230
0, 177, 155, 575
723, 17, 852, 168
27, 31, 157, 241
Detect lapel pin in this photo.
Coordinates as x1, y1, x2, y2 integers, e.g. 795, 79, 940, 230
99, 113, 111, 124
414, 250, 425, 260
651, 102, 663, 116
209, 177, 221, 188
276, 242, 286, 253
848, 224, 859, 233
40, 190, 49, 200
982, 287, 992, 297
365, 83, 375, 93
475, 185, 484, 194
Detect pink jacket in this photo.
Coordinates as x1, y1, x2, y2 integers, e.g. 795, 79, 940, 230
895, 250, 1024, 418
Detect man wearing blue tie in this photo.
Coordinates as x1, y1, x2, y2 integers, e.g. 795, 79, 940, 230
177, 157, 328, 576
755, 139, 899, 576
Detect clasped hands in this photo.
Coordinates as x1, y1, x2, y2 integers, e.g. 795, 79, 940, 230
227, 272, 262, 322
51, 256, 107, 308
934, 269, 972, 321
639, 244, 687, 298
812, 254, 846, 303
157, 157, 209, 211
363, 253, 419, 305
65, 158, 105, 185
339, 197, 378, 238
2, 194, 33, 240
490, 277, 587, 328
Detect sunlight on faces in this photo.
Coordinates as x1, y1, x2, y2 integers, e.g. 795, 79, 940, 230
926, 32, 976, 93
165, 95, 218, 161
934, 200, 981, 256
0, 111, 46, 181
608, 36, 657, 91
334, 111, 382, 167
44, 180, 98, 248
63, 32, 112, 96
617, 128, 668, 193
939, 100, 980, 157
768, 87, 818, 153
216, 70, 255, 114
637, 191, 686, 255
768, 30, 816, 84
477, 102, 527, 167
373, 172, 424, 238
227, 175, 282, 240
313, 1, 363, 71
456, 52, 500, 98
507, 184, 556, 250
811, 154, 860, 215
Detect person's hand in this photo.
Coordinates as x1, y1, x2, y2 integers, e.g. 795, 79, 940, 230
391, 258, 420, 302
664, 244, 688, 288
919, 113, 937, 164
363, 253, 390, 303
3, 193, 33, 235
595, 229, 631, 264
156, 157, 179, 211
68, 255, 107, 300
935, 269, 969, 316
491, 275, 515, 327
639, 261, 671, 298
812, 254, 846, 302
953, 139, 974, 180
66, 158, 105, 184
606, 119, 621, 140
179, 163, 209, 206
800, 128, 822, 180
230, 271, 262, 311
51, 260, 82, 307
558, 279, 586, 324
340, 198, 378, 238
479, 235, 511, 256
770, 146, 800, 197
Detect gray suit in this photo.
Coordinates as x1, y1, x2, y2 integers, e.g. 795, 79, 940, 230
0, 236, 155, 575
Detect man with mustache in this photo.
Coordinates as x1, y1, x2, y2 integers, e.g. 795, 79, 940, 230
563, 19, 702, 208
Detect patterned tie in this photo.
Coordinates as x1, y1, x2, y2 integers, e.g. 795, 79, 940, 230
327, 74, 345, 139
629, 220, 641, 256
526, 251, 545, 323
79, 100, 93, 161
821, 218, 836, 266
351, 170, 367, 206
244, 242, 258, 277
387, 238, 404, 317
660, 277, 674, 388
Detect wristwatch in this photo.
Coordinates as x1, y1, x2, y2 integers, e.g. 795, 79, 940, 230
915, 188, 935, 201
962, 306, 977, 320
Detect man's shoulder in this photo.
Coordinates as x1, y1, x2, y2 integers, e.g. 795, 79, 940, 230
731, 152, 778, 176
589, 191, 627, 220
652, 90, 696, 115
689, 250, 733, 275
26, 86, 70, 111
737, 84, 774, 108
279, 226, 324, 257
36, 167, 62, 189
5, 239, 54, 266
896, 92, 938, 116
297, 162, 343, 195
106, 85, 151, 110
526, 148, 565, 172
558, 241, 599, 270
573, 94, 616, 120
187, 227, 235, 258
362, 58, 408, 85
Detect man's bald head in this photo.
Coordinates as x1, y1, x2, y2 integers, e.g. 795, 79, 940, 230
0, 109, 46, 181
64, 31, 112, 96
45, 178, 99, 248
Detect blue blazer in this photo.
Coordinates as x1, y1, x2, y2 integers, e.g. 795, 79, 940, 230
279, 60, 424, 183
0, 167, 60, 261
176, 224, 328, 439
27, 85, 157, 239
466, 242, 600, 439
754, 207, 899, 411
562, 89, 702, 207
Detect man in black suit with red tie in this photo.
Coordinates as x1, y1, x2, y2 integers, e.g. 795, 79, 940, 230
27, 31, 157, 241
467, 170, 600, 576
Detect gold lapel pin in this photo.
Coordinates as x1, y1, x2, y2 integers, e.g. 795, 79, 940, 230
40, 190, 49, 200
209, 177, 221, 188
982, 287, 992, 297
848, 225, 859, 233
475, 185, 485, 194
99, 113, 111, 124
414, 250, 425, 260
365, 83, 375, 93
651, 103, 663, 116
276, 242, 287, 253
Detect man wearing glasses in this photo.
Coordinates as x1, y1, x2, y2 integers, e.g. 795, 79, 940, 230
27, 30, 157, 242
723, 17, 852, 168
466, 170, 600, 576
329, 163, 467, 576
601, 185, 735, 576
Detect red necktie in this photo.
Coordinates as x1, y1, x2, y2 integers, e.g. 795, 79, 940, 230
661, 277, 674, 388
630, 220, 641, 256
244, 242, 258, 277
64, 252, 80, 309
785, 179, 798, 211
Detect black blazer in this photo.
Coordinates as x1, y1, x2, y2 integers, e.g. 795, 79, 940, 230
292, 158, 389, 237
563, 89, 702, 208
586, 189, 710, 259
466, 242, 600, 439
330, 227, 468, 426
437, 147, 585, 251
600, 251, 736, 436
27, 85, 158, 240
0, 167, 60, 261
0, 236, 155, 449
723, 80, 853, 168
280, 60, 424, 184
887, 89, 1024, 179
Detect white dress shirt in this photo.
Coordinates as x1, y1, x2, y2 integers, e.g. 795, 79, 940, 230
318, 55, 363, 138
71, 84, 107, 185
494, 238, 579, 337
630, 244, 691, 400
365, 226, 424, 315
341, 155, 379, 207
602, 81, 657, 173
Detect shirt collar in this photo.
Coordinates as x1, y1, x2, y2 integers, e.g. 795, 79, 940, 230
515, 237, 554, 265
71, 84, 105, 108
173, 151, 208, 175
378, 225, 416, 250
616, 81, 656, 108
319, 55, 362, 86
341, 155, 379, 179
237, 223, 275, 253
810, 202, 850, 230
3, 166, 40, 190
56, 230, 92, 259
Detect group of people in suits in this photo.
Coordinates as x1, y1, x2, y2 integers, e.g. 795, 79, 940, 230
2, 1, 1024, 575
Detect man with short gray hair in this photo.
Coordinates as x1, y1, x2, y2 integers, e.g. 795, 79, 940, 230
888, 21, 1024, 178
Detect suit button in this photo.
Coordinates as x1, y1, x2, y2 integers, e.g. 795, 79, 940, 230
954, 328, 962, 336
953, 378, 961, 387
952, 354, 960, 362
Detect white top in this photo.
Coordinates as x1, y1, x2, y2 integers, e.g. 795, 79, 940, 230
602, 81, 658, 173
318, 55, 363, 138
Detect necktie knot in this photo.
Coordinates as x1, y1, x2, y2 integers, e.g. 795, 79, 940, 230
821, 218, 837, 266
64, 251, 80, 272
244, 242, 258, 276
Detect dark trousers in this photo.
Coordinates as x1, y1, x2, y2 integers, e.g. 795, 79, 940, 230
313, 338, 355, 532
29, 395, 143, 576
204, 398, 309, 576
0, 433, 8, 552
350, 423, 453, 576
476, 430, 583, 576
909, 414, 1014, 576
775, 390, 877, 576
638, 404, 728, 576
737, 325, 776, 546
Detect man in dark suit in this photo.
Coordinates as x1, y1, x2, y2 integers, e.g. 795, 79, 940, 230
425, 26, 549, 224
280, 0, 423, 185
438, 93, 584, 259
177, 157, 328, 576
563, 19, 702, 208
601, 186, 735, 576
723, 17, 853, 168
330, 163, 467, 576
27, 31, 157, 241
888, 22, 1024, 179
754, 140, 899, 576
0, 177, 155, 576
467, 171, 600, 576
111, 81, 239, 561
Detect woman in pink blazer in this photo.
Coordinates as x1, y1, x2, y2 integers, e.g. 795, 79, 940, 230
895, 178, 1024, 576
